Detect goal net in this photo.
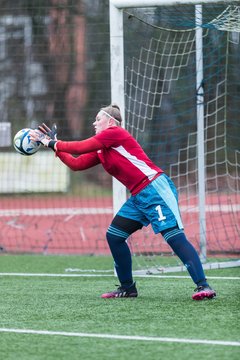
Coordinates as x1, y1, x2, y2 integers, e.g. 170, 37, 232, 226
109, 0, 240, 273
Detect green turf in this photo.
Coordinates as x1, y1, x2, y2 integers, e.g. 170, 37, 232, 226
0, 255, 239, 360
0, 254, 238, 273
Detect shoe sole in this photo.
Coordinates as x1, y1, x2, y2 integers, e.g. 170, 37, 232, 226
101, 293, 138, 299
192, 291, 216, 300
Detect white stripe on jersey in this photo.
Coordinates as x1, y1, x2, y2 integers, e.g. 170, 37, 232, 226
112, 145, 158, 179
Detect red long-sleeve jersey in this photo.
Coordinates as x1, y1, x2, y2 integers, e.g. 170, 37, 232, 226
56, 126, 163, 195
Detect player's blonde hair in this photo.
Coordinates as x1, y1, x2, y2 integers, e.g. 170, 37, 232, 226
100, 104, 122, 125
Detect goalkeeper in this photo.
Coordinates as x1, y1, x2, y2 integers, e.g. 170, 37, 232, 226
30, 104, 216, 301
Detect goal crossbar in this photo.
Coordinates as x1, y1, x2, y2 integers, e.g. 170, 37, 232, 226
110, 0, 237, 9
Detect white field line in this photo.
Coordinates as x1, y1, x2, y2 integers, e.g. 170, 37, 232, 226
0, 272, 113, 277
0, 272, 239, 280
0, 328, 239, 346
0, 208, 113, 216
0, 204, 239, 216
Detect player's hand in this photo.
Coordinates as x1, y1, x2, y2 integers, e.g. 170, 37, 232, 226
38, 123, 57, 140
29, 129, 51, 147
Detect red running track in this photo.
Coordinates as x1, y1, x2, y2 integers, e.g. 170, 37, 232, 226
0, 195, 239, 256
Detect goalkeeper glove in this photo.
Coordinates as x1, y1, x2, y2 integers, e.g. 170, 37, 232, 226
38, 123, 57, 140
29, 129, 52, 147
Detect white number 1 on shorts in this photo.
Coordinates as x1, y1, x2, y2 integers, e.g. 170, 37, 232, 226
155, 205, 166, 221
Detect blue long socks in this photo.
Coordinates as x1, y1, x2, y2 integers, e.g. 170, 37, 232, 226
106, 224, 208, 288
106, 225, 133, 287
162, 228, 208, 286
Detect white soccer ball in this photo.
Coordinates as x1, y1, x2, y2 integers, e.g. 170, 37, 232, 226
13, 128, 41, 156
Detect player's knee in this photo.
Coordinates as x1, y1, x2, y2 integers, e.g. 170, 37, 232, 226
161, 226, 184, 243
106, 224, 129, 245
106, 228, 113, 244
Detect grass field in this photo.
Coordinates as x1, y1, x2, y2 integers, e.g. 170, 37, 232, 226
0, 255, 239, 360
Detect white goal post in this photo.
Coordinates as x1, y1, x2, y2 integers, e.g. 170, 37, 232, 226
109, 0, 240, 269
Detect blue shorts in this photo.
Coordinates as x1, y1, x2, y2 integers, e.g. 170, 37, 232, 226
117, 174, 183, 234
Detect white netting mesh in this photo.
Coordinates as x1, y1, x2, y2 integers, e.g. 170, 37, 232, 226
210, 5, 240, 32
123, 4, 240, 272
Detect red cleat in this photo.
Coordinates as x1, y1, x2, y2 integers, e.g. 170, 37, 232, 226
192, 286, 216, 300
